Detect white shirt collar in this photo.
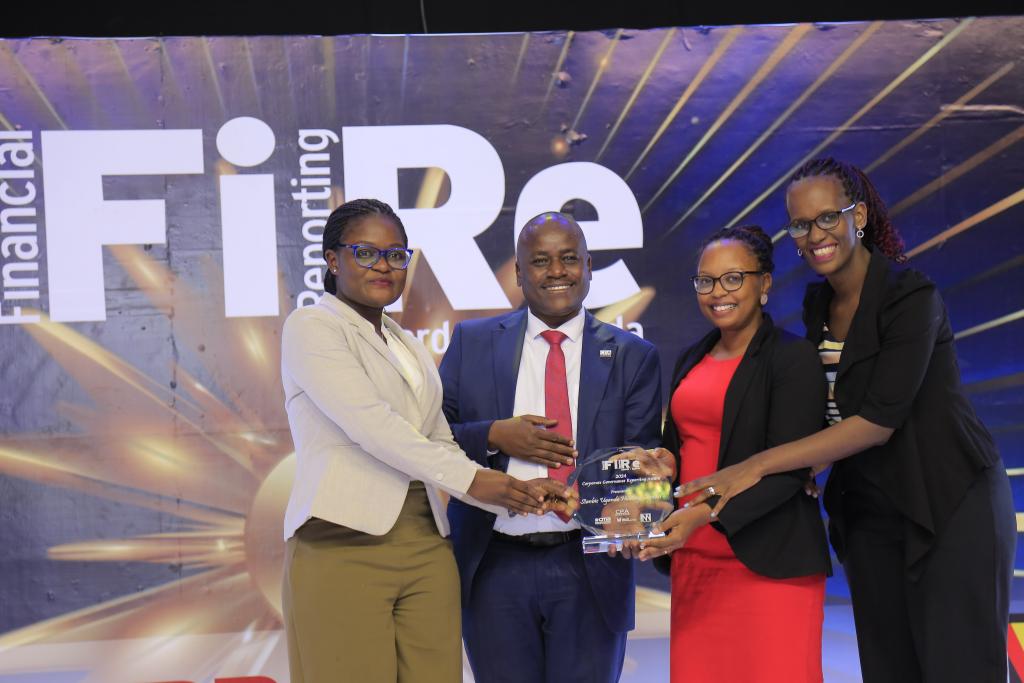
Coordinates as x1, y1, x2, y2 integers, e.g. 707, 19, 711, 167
525, 307, 586, 343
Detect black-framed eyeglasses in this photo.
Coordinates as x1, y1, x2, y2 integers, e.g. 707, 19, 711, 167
691, 270, 764, 294
784, 203, 856, 239
336, 243, 414, 270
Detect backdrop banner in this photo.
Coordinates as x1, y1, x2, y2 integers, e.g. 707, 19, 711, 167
0, 18, 1022, 682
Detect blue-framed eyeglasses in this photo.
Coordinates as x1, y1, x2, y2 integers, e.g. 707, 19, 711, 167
336, 243, 414, 270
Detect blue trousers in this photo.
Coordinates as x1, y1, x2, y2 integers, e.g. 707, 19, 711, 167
462, 535, 628, 683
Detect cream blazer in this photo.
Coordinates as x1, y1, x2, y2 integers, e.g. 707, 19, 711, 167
281, 294, 490, 540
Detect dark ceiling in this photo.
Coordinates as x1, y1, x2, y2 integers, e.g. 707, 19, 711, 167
4, 0, 1022, 38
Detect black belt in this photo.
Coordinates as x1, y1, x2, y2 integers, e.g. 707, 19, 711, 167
491, 529, 581, 548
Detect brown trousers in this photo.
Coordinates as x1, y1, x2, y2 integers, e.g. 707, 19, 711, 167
282, 483, 462, 683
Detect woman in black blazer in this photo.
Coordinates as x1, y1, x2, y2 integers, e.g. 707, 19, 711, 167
641, 226, 830, 682
677, 158, 1015, 683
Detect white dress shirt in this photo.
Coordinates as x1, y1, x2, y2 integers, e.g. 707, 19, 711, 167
383, 323, 425, 423
493, 308, 584, 534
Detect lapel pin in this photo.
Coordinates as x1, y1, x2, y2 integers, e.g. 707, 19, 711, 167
600, 349, 613, 359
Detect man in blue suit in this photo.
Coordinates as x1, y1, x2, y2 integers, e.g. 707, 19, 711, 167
439, 212, 663, 683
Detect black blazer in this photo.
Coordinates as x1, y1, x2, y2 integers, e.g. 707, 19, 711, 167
656, 313, 832, 578
804, 248, 1001, 576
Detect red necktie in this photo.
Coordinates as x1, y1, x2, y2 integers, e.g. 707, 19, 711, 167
540, 330, 575, 520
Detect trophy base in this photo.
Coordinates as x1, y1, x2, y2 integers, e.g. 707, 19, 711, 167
581, 530, 666, 554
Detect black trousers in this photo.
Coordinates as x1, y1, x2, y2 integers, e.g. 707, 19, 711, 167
842, 464, 1015, 683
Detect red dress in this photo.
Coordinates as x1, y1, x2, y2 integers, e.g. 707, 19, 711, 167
669, 353, 825, 683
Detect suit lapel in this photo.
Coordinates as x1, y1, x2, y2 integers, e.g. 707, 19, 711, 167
802, 282, 830, 345
718, 316, 771, 464
801, 250, 887, 382
576, 313, 616, 459
490, 310, 527, 473
382, 316, 432, 406
670, 329, 719, 391
492, 310, 527, 419
319, 296, 410, 384
356, 318, 411, 388
836, 250, 887, 381
662, 329, 718, 470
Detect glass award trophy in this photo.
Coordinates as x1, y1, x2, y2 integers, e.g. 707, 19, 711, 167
567, 446, 675, 554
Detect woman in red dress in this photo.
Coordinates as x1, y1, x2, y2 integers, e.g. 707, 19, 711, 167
640, 226, 832, 682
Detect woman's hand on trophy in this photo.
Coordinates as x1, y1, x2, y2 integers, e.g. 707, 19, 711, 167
636, 505, 713, 561
609, 538, 642, 559
675, 458, 764, 518
598, 498, 668, 558
467, 470, 549, 515
528, 478, 579, 517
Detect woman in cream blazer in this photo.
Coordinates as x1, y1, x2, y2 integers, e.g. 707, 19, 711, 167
281, 199, 567, 683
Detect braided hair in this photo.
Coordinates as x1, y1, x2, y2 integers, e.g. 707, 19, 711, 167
789, 157, 906, 262
322, 198, 408, 295
699, 224, 775, 274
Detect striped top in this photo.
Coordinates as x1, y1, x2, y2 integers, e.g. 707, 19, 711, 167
818, 324, 844, 425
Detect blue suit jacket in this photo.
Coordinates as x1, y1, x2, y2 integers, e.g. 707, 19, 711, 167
438, 308, 662, 633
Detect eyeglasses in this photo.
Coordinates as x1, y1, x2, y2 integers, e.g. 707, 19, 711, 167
691, 270, 764, 294
784, 203, 856, 239
337, 243, 414, 270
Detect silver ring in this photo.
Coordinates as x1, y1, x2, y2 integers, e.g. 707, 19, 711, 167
706, 486, 717, 497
